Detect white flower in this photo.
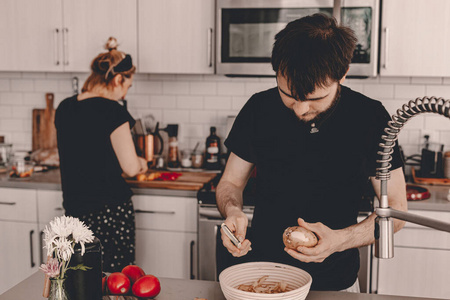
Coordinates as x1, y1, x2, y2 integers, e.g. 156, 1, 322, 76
71, 219, 94, 256
55, 237, 74, 261
49, 216, 76, 238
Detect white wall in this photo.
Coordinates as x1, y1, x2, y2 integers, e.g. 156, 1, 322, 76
0, 71, 449, 174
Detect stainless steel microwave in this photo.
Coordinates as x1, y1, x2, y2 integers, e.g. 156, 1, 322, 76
216, 0, 380, 77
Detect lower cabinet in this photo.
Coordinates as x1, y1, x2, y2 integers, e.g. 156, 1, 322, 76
133, 195, 198, 280
136, 229, 197, 279
374, 210, 450, 299
0, 221, 39, 294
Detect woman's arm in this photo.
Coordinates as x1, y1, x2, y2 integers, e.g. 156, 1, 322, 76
110, 122, 148, 177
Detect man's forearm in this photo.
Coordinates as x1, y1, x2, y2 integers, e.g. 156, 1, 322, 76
216, 181, 244, 218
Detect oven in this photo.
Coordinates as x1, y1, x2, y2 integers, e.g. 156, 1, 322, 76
216, 0, 380, 77
198, 203, 254, 281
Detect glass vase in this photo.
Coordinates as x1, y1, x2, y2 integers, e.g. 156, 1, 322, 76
49, 278, 70, 300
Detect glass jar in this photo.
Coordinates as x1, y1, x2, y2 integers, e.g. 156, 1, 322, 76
0, 143, 12, 167
191, 150, 204, 169
8, 153, 34, 179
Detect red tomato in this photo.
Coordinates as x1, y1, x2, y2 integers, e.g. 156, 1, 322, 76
102, 274, 107, 294
107, 272, 131, 295
121, 265, 145, 284
132, 275, 161, 298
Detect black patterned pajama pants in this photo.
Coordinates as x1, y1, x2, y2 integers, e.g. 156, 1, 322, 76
77, 199, 136, 273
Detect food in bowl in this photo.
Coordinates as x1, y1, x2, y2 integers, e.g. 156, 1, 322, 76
283, 226, 318, 249
237, 275, 288, 294
8, 160, 34, 178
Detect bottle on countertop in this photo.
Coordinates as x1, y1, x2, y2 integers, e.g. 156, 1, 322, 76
166, 124, 180, 168
204, 126, 221, 170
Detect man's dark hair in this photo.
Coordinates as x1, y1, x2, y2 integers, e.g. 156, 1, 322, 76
271, 13, 357, 100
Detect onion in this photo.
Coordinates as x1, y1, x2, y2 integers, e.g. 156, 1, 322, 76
283, 226, 318, 249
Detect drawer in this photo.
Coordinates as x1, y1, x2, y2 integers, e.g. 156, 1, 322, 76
394, 227, 450, 249
37, 190, 64, 224
0, 188, 37, 222
402, 210, 450, 229
133, 195, 197, 232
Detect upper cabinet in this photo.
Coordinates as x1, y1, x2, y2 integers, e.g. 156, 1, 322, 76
380, 0, 450, 77
137, 0, 215, 74
0, 0, 137, 72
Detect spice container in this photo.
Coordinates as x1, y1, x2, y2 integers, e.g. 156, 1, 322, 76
191, 150, 204, 169
444, 151, 450, 179
181, 150, 192, 168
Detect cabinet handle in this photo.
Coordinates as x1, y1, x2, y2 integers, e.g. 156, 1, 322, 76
30, 230, 35, 268
383, 27, 389, 69
40, 230, 44, 265
190, 240, 195, 280
55, 207, 63, 211
0, 201, 16, 205
207, 28, 213, 67
54, 28, 60, 66
63, 27, 69, 66
135, 209, 175, 215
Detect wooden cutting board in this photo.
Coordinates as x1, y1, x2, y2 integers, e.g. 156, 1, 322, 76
32, 93, 57, 151
126, 171, 218, 191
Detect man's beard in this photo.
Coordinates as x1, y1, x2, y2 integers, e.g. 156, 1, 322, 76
294, 86, 341, 124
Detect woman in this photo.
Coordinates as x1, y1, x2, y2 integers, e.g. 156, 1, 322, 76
55, 37, 147, 272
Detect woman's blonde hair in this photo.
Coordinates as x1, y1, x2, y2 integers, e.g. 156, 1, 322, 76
82, 37, 136, 93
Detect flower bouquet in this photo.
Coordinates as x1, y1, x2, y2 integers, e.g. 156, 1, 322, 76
40, 216, 95, 300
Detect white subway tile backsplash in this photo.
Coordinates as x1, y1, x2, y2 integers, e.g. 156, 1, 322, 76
217, 82, 245, 96
394, 84, 426, 99
0, 92, 23, 106
411, 77, 443, 85
424, 115, 450, 131
0, 119, 27, 132
0, 79, 10, 91
0, 106, 12, 118
177, 96, 203, 109
232, 96, 249, 111
245, 82, 276, 97
34, 79, 59, 92
11, 79, 34, 92
134, 80, 163, 94
0, 71, 448, 158
162, 81, 190, 95
378, 76, 410, 84
363, 84, 394, 99
162, 109, 190, 124
204, 96, 232, 110
190, 81, 217, 95
190, 110, 218, 124
149, 95, 177, 109
425, 85, 450, 98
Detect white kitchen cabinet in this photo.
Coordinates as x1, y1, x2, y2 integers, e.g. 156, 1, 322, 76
133, 195, 198, 279
0, 0, 137, 72
380, 0, 450, 77
138, 0, 215, 74
0, 188, 39, 295
37, 190, 64, 265
374, 210, 450, 299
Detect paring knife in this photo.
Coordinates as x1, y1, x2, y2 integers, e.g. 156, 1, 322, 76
221, 223, 241, 249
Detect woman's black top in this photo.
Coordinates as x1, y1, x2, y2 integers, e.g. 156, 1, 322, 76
225, 85, 403, 291
55, 95, 135, 217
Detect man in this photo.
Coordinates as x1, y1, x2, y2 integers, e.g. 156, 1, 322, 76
216, 13, 407, 292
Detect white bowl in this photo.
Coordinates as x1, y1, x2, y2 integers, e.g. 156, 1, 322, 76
219, 262, 312, 300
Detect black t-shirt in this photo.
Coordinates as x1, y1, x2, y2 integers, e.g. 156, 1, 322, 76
225, 85, 403, 291
55, 95, 136, 217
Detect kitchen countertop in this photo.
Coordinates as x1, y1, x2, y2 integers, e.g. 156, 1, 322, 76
0, 169, 198, 198
0, 271, 437, 300
0, 169, 449, 211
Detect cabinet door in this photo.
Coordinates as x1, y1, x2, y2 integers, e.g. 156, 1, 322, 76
380, 0, 450, 77
0, 0, 64, 71
62, 0, 138, 72
377, 247, 450, 299
37, 190, 64, 225
136, 229, 197, 280
138, 0, 215, 74
0, 221, 39, 295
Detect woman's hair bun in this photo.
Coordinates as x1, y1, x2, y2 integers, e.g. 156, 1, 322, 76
105, 37, 119, 51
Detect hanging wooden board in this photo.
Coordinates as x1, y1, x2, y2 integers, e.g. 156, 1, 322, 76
32, 93, 57, 151
125, 171, 218, 191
